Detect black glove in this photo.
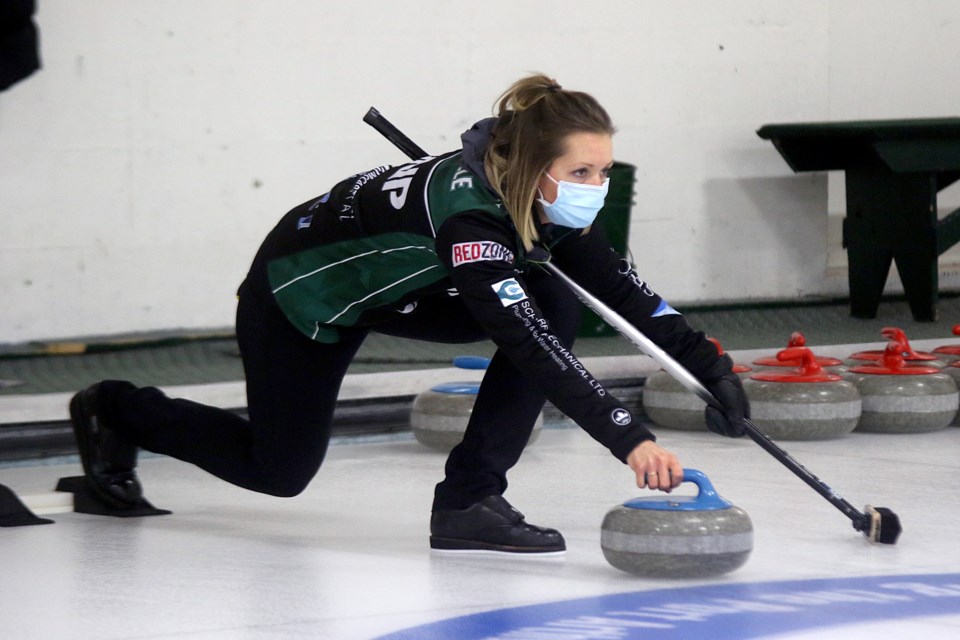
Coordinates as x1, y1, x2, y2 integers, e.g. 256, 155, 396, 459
703, 362, 750, 438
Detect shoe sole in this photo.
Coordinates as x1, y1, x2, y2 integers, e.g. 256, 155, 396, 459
430, 548, 566, 558
429, 536, 565, 555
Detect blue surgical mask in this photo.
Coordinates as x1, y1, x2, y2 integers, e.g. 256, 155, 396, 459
537, 172, 610, 229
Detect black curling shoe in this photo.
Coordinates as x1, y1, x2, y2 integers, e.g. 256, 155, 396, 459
69, 383, 143, 509
430, 495, 566, 554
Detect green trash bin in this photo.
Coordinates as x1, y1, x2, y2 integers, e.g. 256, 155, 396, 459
577, 161, 636, 337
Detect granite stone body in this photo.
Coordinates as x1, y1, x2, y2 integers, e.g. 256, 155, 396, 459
847, 371, 958, 433
743, 377, 861, 440
641, 370, 708, 431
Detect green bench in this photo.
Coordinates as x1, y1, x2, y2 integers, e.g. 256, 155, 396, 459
757, 118, 960, 321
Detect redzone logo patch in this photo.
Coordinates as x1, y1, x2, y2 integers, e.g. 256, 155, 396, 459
452, 241, 515, 267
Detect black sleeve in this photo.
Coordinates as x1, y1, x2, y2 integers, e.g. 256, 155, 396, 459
435, 212, 656, 462
548, 223, 728, 383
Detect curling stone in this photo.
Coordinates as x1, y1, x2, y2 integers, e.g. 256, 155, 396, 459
751, 331, 846, 375
742, 347, 861, 441
932, 324, 960, 365
846, 327, 946, 369
847, 341, 959, 433
600, 468, 752, 578
642, 338, 750, 431
410, 356, 543, 450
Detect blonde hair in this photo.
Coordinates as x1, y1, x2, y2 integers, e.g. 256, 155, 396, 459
483, 74, 615, 250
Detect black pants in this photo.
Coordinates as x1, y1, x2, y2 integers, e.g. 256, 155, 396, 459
102, 269, 581, 509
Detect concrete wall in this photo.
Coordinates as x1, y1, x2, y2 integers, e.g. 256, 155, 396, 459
2, 0, 959, 342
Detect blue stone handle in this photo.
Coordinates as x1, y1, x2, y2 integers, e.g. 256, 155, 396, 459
682, 468, 731, 510
623, 467, 733, 511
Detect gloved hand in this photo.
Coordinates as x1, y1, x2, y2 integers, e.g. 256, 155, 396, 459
703, 368, 750, 438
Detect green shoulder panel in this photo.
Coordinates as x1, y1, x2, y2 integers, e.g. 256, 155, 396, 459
267, 232, 445, 342
425, 155, 507, 231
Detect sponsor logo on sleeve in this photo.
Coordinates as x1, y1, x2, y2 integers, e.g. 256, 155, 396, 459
492, 278, 528, 307
452, 241, 515, 267
611, 408, 632, 425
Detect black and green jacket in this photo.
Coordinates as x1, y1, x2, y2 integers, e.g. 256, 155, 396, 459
243, 118, 726, 461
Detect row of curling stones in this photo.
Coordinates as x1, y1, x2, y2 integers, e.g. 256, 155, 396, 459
601, 468, 752, 578
642, 337, 860, 440
410, 356, 543, 451
645, 334, 959, 436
